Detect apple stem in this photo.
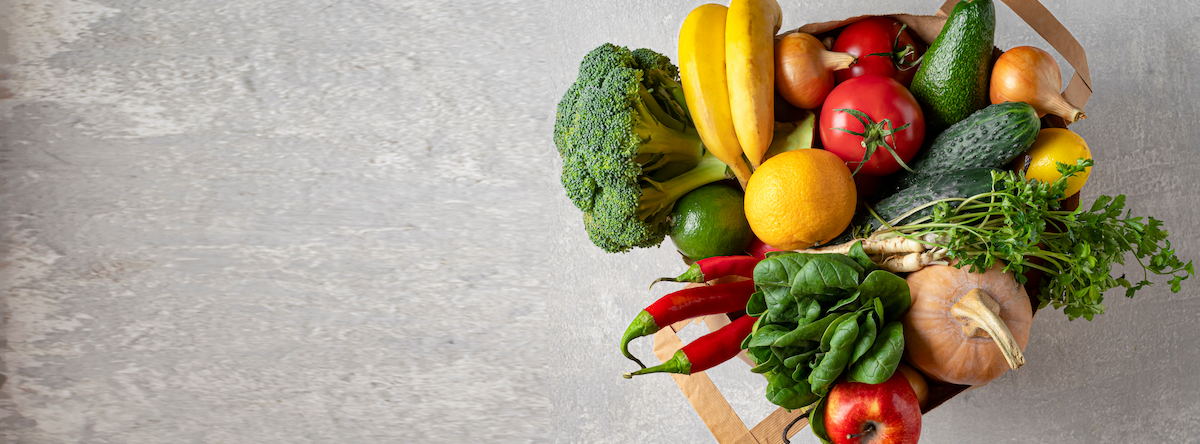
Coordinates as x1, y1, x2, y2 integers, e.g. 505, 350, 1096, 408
847, 422, 876, 441
849, 422, 878, 439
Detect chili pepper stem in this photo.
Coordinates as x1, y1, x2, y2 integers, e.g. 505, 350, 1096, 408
622, 349, 692, 378
649, 262, 704, 289
620, 310, 661, 369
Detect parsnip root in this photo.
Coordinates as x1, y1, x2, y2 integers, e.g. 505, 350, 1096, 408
878, 248, 949, 273
796, 232, 949, 256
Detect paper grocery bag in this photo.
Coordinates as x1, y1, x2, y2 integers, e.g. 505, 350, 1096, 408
652, 1, 1091, 443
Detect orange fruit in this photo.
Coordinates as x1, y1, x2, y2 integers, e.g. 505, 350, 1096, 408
744, 149, 857, 250
1023, 128, 1091, 198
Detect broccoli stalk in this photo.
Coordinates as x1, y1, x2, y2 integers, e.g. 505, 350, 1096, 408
554, 44, 734, 253
637, 154, 730, 226
631, 84, 704, 174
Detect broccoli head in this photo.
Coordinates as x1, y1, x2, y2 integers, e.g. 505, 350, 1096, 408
554, 43, 731, 253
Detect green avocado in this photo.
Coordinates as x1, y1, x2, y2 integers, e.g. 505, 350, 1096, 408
910, 0, 996, 134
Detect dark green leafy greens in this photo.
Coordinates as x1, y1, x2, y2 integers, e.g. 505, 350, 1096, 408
866, 159, 1194, 320
744, 249, 911, 411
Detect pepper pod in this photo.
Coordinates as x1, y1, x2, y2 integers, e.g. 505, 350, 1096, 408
620, 280, 756, 368
623, 314, 758, 378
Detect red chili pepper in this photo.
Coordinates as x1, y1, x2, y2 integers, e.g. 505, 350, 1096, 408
620, 280, 756, 368
650, 255, 761, 288
623, 314, 757, 378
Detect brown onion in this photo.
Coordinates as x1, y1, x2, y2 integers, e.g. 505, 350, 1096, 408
990, 46, 1086, 123
774, 33, 856, 110
896, 362, 929, 407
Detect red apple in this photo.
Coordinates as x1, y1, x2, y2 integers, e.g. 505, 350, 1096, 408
823, 371, 922, 444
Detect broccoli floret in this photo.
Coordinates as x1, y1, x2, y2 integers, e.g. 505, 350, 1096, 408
554, 43, 732, 253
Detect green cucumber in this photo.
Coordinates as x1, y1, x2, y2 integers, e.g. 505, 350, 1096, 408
910, 0, 996, 133
831, 168, 999, 243
891, 101, 1040, 190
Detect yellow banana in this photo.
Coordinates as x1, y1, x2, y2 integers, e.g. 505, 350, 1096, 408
679, 4, 753, 189
725, 0, 782, 168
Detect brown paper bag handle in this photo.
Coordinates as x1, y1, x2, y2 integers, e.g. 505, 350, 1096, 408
653, 315, 812, 444
938, 0, 1092, 107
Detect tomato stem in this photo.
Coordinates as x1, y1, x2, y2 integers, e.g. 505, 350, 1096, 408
831, 108, 915, 176
866, 23, 923, 72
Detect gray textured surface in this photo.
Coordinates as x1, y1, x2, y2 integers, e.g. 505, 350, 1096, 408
1, 0, 1198, 443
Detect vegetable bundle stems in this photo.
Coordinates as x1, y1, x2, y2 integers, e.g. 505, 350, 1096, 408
852, 159, 1193, 320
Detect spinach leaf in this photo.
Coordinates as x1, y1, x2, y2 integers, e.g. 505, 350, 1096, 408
746, 291, 767, 318
826, 253, 867, 276
808, 396, 834, 444
774, 313, 839, 348
754, 253, 813, 293
750, 353, 781, 374
762, 285, 794, 313
808, 352, 825, 369
828, 290, 862, 312
748, 324, 791, 348
847, 321, 905, 384
772, 345, 806, 364
810, 315, 859, 396
765, 370, 820, 411
798, 298, 823, 324
847, 241, 877, 273
792, 256, 862, 297
860, 270, 911, 323
849, 313, 878, 366
792, 361, 813, 382
748, 346, 773, 365
784, 348, 819, 369
762, 296, 799, 326
820, 312, 859, 352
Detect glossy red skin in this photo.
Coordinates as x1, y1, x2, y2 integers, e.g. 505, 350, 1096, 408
646, 280, 756, 327
819, 75, 925, 176
682, 314, 757, 372
824, 372, 922, 444
695, 255, 761, 281
833, 17, 923, 87
746, 237, 786, 259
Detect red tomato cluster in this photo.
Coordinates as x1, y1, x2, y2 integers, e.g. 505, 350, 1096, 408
779, 17, 929, 178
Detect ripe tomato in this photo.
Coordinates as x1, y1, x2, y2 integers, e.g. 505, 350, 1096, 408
819, 75, 925, 176
832, 17, 924, 87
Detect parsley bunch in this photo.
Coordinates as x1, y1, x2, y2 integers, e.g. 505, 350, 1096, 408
871, 159, 1194, 320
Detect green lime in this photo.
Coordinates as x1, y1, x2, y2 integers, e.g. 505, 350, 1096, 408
669, 183, 754, 260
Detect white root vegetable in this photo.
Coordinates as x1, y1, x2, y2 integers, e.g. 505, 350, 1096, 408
878, 248, 949, 273
795, 232, 949, 256
792, 233, 951, 272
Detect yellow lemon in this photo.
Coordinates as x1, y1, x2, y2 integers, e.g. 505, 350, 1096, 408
1024, 128, 1091, 198
744, 149, 857, 250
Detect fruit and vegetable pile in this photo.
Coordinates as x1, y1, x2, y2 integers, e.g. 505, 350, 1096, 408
553, 0, 1194, 442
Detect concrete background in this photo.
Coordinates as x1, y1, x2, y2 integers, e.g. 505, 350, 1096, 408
0, 0, 1198, 443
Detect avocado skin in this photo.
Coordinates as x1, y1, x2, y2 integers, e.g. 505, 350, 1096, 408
910, 0, 996, 134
